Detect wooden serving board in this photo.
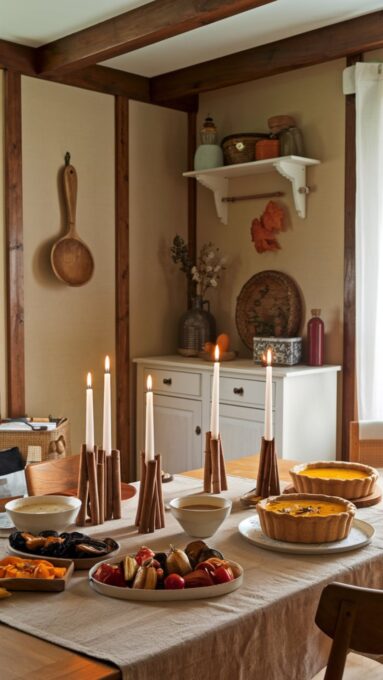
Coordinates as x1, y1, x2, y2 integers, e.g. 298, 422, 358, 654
283, 484, 382, 508
198, 351, 237, 362
0, 557, 74, 592
8, 542, 121, 571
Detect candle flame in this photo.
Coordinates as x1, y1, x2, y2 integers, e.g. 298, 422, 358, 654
146, 374, 153, 391
266, 349, 272, 366
105, 355, 110, 373
214, 344, 220, 362
87, 372, 92, 388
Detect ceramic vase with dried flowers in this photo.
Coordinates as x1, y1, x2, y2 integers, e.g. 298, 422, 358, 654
170, 235, 226, 355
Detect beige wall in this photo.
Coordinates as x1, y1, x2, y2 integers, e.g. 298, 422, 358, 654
197, 59, 345, 366
129, 101, 188, 359
0, 71, 6, 419
21, 77, 115, 454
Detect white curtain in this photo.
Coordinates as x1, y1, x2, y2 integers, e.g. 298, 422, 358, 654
355, 63, 383, 419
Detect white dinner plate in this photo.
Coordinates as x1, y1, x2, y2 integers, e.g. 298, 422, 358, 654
89, 557, 243, 601
238, 516, 375, 555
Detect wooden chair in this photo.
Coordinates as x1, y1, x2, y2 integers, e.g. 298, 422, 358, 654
314, 582, 383, 679
349, 421, 383, 467
25, 455, 80, 496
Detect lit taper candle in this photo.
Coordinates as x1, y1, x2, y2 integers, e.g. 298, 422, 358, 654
103, 355, 112, 455
145, 375, 155, 462
85, 372, 94, 452
210, 345, 220, 440
264, 349, 273, 441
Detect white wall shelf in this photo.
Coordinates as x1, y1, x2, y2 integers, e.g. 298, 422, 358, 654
183, 155, 320, 223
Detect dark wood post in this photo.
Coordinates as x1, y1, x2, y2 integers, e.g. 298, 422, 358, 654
4, 69, 25, 418
115, 95, 130, 481
187, 108, 198, 306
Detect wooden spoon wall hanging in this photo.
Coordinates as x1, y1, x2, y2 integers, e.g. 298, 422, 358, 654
51, 153, 95, 286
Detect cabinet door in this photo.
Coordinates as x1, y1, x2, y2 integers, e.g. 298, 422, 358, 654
153, 395, 202, 473
219, 403, 265, 461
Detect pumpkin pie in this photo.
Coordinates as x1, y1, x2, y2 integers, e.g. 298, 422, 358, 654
256, 493, 356, 543
289, 461, 378, 499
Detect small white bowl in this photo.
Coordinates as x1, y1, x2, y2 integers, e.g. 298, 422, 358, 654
5, 495, 81, 533
169, 494, 232, 537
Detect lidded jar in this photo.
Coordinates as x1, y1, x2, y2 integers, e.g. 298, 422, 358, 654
307, 308, 324, 366
200, 115, 218, 144
194, 115, 223, 170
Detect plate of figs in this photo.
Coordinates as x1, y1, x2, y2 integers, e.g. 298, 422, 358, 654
89, 540, 243, 601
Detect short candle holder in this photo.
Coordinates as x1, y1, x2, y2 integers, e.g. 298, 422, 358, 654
76, 444, 122, 526
135, 452, 165, 533
203, 432, 228, 494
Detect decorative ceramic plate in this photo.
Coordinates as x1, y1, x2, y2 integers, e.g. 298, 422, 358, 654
8, 541, 121, 570
238, 516, 374, 555
235, 270, 302, 350
89, 557, 243, 601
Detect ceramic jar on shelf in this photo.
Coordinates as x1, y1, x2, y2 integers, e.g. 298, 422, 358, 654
178, 296, 216, 356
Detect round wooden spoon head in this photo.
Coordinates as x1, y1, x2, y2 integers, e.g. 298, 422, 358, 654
51, 237, 94, 287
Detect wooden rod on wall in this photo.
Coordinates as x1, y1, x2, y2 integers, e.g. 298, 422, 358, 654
4, 69, 25, 418
115, 95, 130, 481
222, 190, 285, 203
342, 53, 363, 460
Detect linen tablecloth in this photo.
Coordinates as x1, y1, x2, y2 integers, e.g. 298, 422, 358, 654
1, 474, 383, 680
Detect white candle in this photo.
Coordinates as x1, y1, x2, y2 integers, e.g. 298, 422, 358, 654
145, 375, 155, 462
85, 372, 94, 452
210, 345, 220, 440
103, 355, 112, 455
264, 349, 273, 441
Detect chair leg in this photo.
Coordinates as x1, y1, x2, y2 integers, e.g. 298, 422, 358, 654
324, 600, 357, 680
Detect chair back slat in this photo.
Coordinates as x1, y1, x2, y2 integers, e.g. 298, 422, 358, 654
316, 583, 383, 656
25, 455, 80, 496
349, 421, 383, 466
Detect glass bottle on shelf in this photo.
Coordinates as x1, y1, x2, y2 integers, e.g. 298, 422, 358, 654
307, 309, 324, 366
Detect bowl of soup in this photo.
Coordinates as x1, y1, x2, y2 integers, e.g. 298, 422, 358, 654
169, 494, 232, 537
5, 495, 82, 532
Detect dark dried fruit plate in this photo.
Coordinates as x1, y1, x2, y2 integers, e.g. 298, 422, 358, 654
7, 530, 120, 570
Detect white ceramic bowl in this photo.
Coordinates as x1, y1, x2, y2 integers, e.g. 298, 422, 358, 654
5, 495, 82, 532
169, 494, 232, 537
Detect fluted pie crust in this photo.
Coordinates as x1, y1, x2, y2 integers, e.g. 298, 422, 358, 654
257, 493, 356, 543
290, 461, 378, 500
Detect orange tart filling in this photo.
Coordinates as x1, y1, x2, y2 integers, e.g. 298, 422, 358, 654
264, 499, 347, 517
297, 467, 369, 480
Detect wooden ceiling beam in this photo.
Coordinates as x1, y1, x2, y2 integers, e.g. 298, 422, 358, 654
36, 0, 275, 76
150, 10, 383, 102
0, 39, 35, 74
0, 41, 196, 111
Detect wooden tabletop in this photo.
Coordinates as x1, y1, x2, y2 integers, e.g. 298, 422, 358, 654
0, 455, 296, 680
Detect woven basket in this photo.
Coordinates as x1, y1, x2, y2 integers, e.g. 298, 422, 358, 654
0, 419, 71, 463
221, 133, 268, 165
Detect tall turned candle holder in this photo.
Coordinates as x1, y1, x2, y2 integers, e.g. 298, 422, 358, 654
135, 452, 165, 533
203, 432, 228, 494
76, 444, 122, 526
255, 437, 280, 498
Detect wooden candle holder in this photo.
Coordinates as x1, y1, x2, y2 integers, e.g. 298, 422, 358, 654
254, 437, 280, 498
203, 432, 228, 494
76, 444, 122, 526
135, 452, 165, 533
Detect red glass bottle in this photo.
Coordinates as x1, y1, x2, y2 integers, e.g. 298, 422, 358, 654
307, 309, 324, 366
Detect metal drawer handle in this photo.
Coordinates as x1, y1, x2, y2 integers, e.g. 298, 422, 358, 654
233, 387, 244, 396
163, 378, 172, 385
195, 426, 201, 435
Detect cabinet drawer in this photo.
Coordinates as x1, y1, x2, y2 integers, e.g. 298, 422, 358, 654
144, 368, 201, 397
217, 376, 275, 408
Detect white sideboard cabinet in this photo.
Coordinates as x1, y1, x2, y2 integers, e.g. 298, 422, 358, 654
134, 356, 341, 474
